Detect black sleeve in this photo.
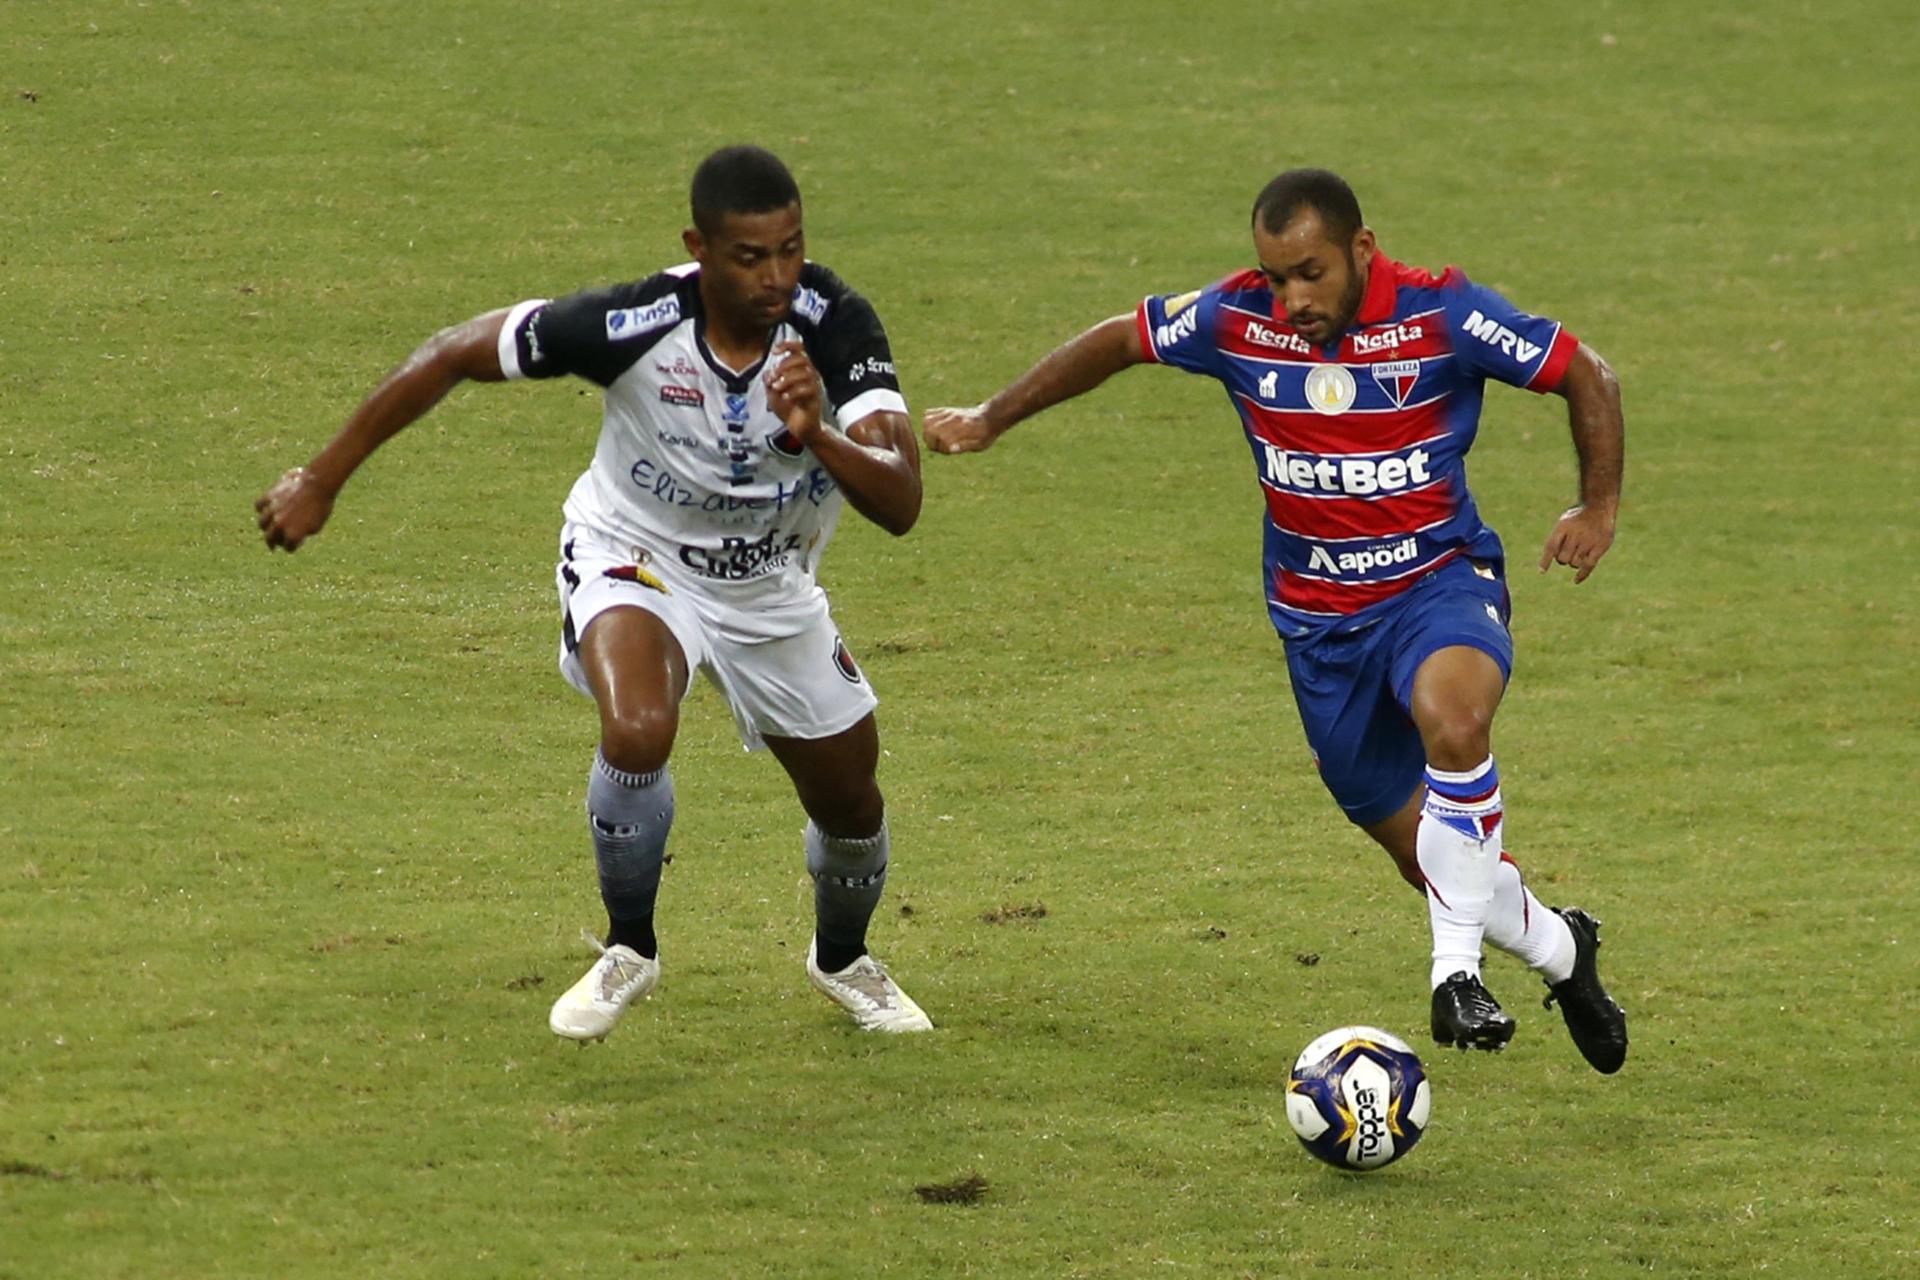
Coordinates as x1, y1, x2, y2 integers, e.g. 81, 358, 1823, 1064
509, 273, 686, 388
795, 265, 904, 416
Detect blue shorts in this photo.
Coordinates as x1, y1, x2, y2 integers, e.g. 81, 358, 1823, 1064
1282, 557, 1514, 827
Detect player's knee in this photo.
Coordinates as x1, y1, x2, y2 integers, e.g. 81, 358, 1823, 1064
600, 704, 678, 776
806, 781, 885, 840
1420, 705, 1493, 771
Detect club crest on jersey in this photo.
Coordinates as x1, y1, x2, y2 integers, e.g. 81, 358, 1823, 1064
1304, 364, 1357, 415
1372, 360, 1421, 409
831, 636, 863, 684
722, 393, 750, 428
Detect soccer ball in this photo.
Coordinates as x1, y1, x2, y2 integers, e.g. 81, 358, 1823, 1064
1285, 1025, 1431, 1171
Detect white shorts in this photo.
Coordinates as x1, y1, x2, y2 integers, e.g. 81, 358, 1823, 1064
554, 523, 878, 751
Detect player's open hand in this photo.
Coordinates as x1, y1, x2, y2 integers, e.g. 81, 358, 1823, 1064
255, 466, 337, 552
1538, 504, 1615, 583
922, 405, 999, 455
766, 341, 823, 443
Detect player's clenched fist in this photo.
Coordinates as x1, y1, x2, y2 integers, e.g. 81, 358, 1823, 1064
255, 466, 337, 552
765, 341, 824, 442
922, 405, 999, 455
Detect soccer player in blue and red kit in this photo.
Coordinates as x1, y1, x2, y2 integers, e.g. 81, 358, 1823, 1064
924, 169, 1628, 1072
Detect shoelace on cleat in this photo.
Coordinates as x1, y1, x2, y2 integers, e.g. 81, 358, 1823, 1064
829, 959, 900, 1009
579, 928, 648, 1003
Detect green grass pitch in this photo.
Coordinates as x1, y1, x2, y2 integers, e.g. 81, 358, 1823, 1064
3, 1, 1915, 1275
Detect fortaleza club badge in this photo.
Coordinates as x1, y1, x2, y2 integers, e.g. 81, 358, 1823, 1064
1372, 359, 1420, 409
1304, 363, 1357, 415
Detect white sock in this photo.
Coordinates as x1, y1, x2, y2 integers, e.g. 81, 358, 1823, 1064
1483, 853, 1576, 983
1417, 757, 1504, 988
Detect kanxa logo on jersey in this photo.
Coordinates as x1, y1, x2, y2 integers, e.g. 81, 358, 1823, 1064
605, 297, 682, 340
1462, 310, 1542, 364
1261, 443, 1435, 496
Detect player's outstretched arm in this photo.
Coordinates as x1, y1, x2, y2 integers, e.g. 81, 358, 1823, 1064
255, 308, 513, 552
923, 312, 1146, 455
1539, 341, 1624, 582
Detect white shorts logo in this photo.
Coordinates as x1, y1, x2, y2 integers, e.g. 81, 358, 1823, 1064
1304, 364, 1357, 416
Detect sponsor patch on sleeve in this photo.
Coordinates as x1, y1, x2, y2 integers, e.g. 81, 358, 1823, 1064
605, 296, 682, 340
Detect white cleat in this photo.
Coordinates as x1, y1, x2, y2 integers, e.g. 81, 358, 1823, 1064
548, 932, 659, 1042
806, 937, 932, 1033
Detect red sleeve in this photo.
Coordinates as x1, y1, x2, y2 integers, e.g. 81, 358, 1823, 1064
1527, 328, 1579, 393
1135, 300, 1161, 365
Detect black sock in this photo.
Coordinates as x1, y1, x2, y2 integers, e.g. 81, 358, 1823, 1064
813, 936, 866, 974
606, 915, 658, 960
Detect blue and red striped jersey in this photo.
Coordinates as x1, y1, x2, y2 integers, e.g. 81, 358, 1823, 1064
1136, 254, 1577, 640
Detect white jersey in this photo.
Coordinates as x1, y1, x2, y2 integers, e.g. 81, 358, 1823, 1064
497, 262, 907, 623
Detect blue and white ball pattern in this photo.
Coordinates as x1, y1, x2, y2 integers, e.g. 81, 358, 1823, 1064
1286, 1026, 1431, 1171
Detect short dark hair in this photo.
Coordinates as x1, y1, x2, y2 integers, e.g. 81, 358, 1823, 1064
691, 145, 801, 235
1252, 168, 1364, 244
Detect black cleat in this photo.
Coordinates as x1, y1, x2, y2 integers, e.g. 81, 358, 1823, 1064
1431, 971, 1517, 1051
1543, 907, 1628, 1074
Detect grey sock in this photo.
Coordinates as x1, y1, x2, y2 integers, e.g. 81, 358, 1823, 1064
587, 751, 674, 957
806, 820, 888, 971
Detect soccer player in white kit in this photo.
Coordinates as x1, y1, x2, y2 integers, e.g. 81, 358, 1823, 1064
255, 146, 932, 1037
